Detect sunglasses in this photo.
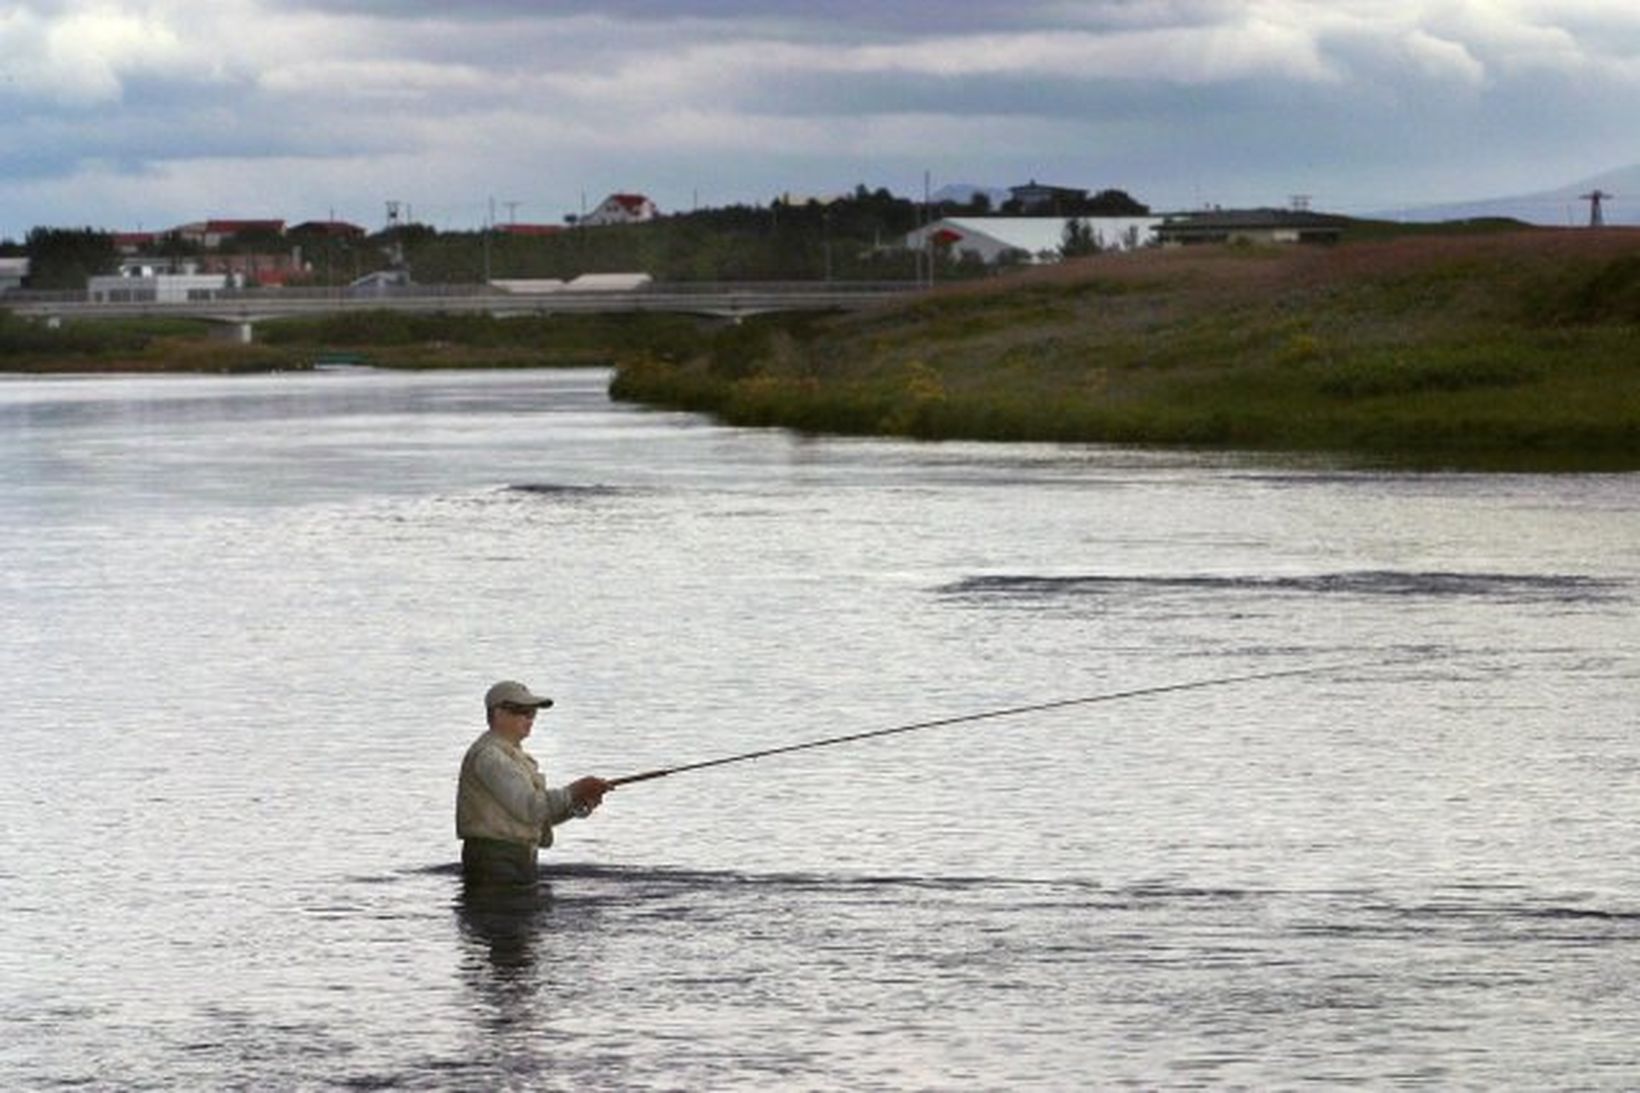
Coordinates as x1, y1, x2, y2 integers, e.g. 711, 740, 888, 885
499, 703, 539, 718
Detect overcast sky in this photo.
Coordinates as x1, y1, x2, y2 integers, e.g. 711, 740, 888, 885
3, 0, 1638, 238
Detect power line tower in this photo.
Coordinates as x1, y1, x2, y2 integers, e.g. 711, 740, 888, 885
1580, 190, 1610, 227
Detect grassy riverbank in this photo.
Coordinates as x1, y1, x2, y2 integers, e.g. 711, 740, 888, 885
0, 309, 713, 373
6, 228, 1637, 470
609, 230, 1640, 470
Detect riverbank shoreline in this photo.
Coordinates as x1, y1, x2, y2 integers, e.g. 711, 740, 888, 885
610, 230, 1640, 472
0, 310, 712, 376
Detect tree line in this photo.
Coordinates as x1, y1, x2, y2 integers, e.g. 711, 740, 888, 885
9, 184, 1152, 288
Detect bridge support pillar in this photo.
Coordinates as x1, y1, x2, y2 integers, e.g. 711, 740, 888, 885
210, 321, 256, 345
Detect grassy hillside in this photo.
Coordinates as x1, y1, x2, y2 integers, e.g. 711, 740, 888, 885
610, 230, 1640, 470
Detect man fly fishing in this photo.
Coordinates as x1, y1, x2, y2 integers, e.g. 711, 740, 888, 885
456, 680, 613, 887
454, 663, 1341, 887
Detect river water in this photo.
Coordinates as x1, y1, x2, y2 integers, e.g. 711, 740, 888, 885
1, 368, 1635, 1090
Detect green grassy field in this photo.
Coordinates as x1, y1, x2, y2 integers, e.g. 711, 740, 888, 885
610, 230, 1640, 470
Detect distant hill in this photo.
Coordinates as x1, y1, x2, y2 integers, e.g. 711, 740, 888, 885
1380, 163, 1640, 226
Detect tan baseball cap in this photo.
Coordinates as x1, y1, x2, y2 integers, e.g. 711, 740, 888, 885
485, 680, 555, 711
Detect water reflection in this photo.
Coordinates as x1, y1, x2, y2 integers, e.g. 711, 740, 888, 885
456, 873, 555, 973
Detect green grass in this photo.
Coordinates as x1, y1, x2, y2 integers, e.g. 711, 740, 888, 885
610, 230, 1640, 470
0, 309, 720, 373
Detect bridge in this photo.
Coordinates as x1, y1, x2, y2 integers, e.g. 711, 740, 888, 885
4, 281, 928, 342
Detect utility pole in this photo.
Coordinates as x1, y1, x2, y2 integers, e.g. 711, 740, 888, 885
924, 169, 933, 288
483, 196, 494, 284
1580, 190, 1611, 227
822, 207, 832, 283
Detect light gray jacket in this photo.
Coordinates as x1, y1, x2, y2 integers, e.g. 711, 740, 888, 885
456, 730, 577, 847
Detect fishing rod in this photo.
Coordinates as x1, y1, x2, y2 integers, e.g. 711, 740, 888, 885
607, 662, 1344, 787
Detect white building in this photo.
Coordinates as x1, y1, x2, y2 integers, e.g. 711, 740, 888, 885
87, 271, 229, 303
902, 217, 1161, 265
118, 257, 202, 277
563, 272, 652, 292
579, 193, 659, 227
490, 273, 652, 294
0, 257, 28, 293
491, 279, 567, 294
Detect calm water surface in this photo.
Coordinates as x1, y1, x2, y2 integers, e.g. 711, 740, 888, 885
1, 369, 1636, 1090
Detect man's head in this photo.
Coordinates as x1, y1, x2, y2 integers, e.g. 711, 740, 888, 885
485, 679, 554, 740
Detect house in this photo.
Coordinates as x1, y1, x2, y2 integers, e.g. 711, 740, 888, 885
777, 192, 842, 207
198, 252, 302, 286
1155, 208, 1347, 246
172, 219, 286, 249
563, 272, 652, 291
117, 256, 202, 277
491, 279, 566, 294
489, 273, 651, 292
902, 217, 1161, 265
1008, 180, 1089, 214
0, 257, 28, 293
289, 220, 367, 240
113, 232, 159, 255
578, 193, 658, 227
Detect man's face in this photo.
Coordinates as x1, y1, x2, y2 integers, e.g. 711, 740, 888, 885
492, 703, 538, 742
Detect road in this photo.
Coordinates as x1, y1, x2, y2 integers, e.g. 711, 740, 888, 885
5, 281, 927, 324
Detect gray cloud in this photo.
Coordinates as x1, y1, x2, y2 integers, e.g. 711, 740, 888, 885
2, 0, 1639, 237
281, 0, 1072, 35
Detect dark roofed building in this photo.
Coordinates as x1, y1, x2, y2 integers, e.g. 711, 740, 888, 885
1008, 180, 1089, 214
289, 220, 367, 239
1156, 208, 1348, 247
174, 219, 287, 249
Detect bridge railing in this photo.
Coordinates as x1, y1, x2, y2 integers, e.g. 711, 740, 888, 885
3, 280, 927, 307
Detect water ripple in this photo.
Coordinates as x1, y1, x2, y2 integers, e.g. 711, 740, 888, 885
939, 570, 1626, 604
502, 482, 629, 500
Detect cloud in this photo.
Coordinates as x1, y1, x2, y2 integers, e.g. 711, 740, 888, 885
4, 0, 1640, 236
0, 3, 196, 105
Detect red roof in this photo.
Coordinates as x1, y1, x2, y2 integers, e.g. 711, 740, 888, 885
608, 193, 652, 211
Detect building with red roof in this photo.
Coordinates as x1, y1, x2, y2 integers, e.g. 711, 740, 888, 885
172, 219, 286, 248
579, 193, 658, 227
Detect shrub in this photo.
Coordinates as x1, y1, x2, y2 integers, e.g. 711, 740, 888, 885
1312, 347, 1542, 399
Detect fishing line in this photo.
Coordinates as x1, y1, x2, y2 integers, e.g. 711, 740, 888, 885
608, 662, 1345, 787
